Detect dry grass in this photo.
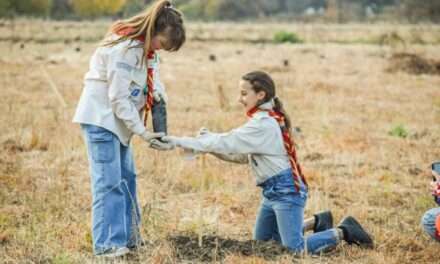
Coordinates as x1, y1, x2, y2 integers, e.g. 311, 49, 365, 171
0, 19, 439, 263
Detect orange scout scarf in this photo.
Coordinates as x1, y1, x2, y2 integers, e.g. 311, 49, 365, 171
247, 106, 307, 192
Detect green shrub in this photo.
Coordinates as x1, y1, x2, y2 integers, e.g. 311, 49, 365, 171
52, 253, 72, 264
388, 124, 408, 138
274, 31, 302, 44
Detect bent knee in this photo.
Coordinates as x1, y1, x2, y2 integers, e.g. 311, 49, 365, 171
421, 209, 437, 226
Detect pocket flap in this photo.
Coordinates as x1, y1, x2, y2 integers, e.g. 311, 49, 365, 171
89, 131, 113, 142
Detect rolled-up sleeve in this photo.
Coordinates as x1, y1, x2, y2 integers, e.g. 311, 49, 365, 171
174, 117, 280, 155
107, 49, 146, 136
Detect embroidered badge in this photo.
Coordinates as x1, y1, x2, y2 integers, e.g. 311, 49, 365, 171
131, 89, 140, 97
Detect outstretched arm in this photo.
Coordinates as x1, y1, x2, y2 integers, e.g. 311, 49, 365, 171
162, 117, 280, 156
209, 152, 249, 164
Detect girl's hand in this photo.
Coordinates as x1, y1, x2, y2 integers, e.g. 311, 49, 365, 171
153, 89, 168, 104
149, 138, 174, 151
161, 136, 178, 146
198, 127, 210, 136
140, 131, 165, 142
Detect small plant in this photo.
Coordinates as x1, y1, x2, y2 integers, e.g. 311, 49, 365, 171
388, 124, 408, 138
52, 253, 72, 264
273, 31, 302, 44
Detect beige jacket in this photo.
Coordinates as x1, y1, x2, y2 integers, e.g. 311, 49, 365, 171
73, 37, 165, 145
172, 102, 292, 184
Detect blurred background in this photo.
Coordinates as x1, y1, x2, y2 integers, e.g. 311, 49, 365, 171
1, 0, 440, 263
1, 0, 440, 23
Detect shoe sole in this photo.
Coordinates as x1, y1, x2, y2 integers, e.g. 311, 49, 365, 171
339, 216, 374, 248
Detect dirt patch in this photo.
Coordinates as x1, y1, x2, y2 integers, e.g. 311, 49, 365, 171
388, 53, 440, 75
1, 139, 25, 154
304, 152, 324, 161
408, 167, 423, 176
168, 234, 293, 262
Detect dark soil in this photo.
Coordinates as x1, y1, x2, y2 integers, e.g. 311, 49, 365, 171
388, 53, 440, 75
167, 233, 294, 262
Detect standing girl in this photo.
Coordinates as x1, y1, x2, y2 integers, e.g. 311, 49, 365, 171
159, 71, 373, 254
73, 0, 185, 257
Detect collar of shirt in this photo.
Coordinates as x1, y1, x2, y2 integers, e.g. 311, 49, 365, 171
259, 101, 274, 111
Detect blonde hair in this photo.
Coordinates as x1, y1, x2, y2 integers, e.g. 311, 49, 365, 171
102, 0, 185, 55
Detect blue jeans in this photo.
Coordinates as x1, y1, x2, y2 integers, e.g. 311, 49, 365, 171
421, 207, 440, 242
81, 124, 141, 254
254, 169, 339, 254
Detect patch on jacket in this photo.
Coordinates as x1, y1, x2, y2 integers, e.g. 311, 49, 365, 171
131, 88, 141, 97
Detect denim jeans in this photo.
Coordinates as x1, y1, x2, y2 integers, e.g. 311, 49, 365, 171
254, 169, 339, 254
421, 207, 440, 242
81, 124, 142, 254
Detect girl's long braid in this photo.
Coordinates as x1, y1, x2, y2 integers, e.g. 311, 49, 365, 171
244, 71, 307, 191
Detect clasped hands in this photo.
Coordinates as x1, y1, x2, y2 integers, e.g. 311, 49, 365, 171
145, 127, 210, 151
140, 130, 174, 151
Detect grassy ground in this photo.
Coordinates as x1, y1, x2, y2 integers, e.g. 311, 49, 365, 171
0, 19, 439, 263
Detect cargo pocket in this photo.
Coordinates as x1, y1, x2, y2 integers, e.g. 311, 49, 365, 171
89, 130, 115, 163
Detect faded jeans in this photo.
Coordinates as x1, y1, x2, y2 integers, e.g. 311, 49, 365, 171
254, 169, 339, 254
81, 124, 141, 254
421, 207, 440, 242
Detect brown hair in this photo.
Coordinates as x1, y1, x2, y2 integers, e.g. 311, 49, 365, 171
102, 0, 185, 53
242, 71, 293, 136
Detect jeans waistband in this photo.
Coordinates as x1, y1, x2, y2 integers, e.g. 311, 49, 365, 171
257, 169, 304, 189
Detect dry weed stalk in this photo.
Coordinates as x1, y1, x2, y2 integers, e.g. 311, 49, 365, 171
40, 65, 67, 108
217, 84, 230, 111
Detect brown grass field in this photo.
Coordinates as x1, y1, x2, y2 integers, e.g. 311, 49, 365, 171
0, 19, 440, 263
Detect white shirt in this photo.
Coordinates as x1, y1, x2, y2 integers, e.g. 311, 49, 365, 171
72, 36, 165, 146
172, 102, 292, 184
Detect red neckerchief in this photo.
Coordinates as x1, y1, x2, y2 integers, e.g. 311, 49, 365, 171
144, 51, 155, 126
247, 106, 307, 192
115, 28, 154, 127
436, 214, 440, 238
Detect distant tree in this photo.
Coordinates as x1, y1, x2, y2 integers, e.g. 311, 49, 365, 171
0, 0, 14, 18
401, 0, 440, 23
179, 0, 208, 19
122, 0, 146, 17
51, 0, 73, 19
208, 0, 265, 20
7, 0, 53, 17
71, 0, 127, 18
